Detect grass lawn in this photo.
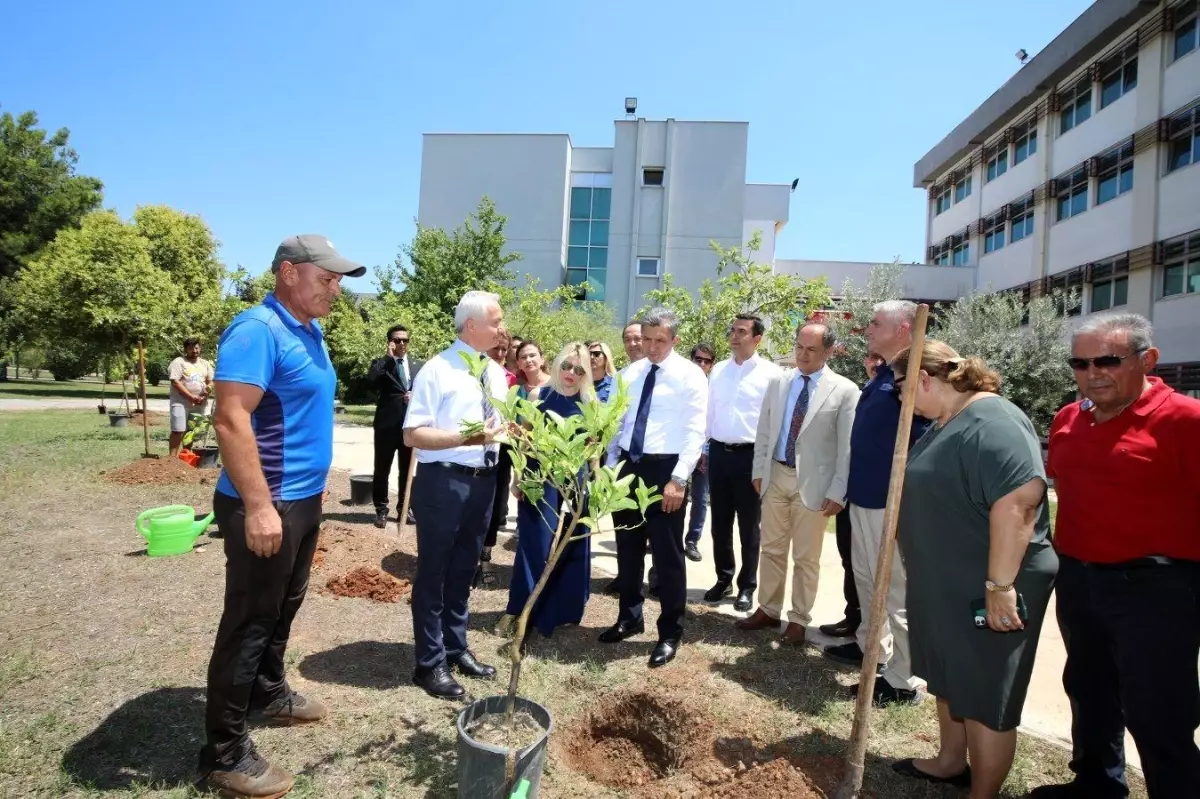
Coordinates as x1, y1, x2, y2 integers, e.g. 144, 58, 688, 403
0, 410, 1144, 797
0, 377, 170, 401
336, 403, 374, 427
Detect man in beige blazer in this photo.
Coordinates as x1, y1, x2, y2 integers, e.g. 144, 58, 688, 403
737, 322, 858, 644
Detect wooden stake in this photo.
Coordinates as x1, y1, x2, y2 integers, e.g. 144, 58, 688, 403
835, 304, 930, 799
137, 340, 151, 457
397, 454, 418, 534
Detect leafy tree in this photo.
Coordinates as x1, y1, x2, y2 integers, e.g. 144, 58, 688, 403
132, 205, 225, 342
0, 110, 104, 278
396, 196, 522, 318
824, 261, 907, 386
637, 231, 831, 360
501, 277, 623, 365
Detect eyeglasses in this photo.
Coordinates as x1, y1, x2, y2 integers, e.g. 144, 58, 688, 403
391, 337, 409, 344
1067, 351, 1144, 371
560, 363, 586, 376
589, 350, 604, 358
693, 356, 713, 365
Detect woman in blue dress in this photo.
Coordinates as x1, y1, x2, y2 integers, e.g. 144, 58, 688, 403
497, 341, 597, 639
586, 340, 616, 403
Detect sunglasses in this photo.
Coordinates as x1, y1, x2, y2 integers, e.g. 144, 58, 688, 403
589, 350, 604, 358
560, 363, 586, 376
1067, 351, 1144, 371
693, 356, 713, 365
391, 337, 409, 344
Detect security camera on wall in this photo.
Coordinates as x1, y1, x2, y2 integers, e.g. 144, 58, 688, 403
625, 97, 637, 116
1016, 49, 1029, 64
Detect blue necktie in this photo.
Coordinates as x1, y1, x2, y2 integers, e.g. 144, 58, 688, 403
628, 364, 659, 462
784, 375, 811, 464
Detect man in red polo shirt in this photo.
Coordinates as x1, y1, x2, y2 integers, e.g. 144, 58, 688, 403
1034, 313, 1200, 799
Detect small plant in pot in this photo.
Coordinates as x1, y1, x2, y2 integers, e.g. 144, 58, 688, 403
458, 353, 660, 798
182, 412, 219, 468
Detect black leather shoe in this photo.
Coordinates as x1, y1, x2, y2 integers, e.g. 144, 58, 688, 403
818, 617, 860, 638
373, 513, 388, 529
685, 542, 702, 562
649, 639, 679, 668
602, 578, 621, 596
849, 679, 921, 707
824, 641, 865, 667
412, 663, 465, 699
598, 618, 644, 643
733, 589, 753, 612
405, 509, 416, 525
451, 650, 496, 679
703, 582, 733, 602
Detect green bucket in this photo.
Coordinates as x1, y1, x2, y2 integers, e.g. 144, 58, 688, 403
135, 505, 215, 557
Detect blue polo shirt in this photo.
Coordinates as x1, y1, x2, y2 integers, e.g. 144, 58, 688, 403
214, 293, 336, 502
846, 361, 931, 510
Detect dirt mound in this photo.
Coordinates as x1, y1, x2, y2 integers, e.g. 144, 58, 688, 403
128, 409, 167, 427
326, 566, 411, 603
103, 457, 219, 486
561, 692, 713, 790
710, 758, 827, 798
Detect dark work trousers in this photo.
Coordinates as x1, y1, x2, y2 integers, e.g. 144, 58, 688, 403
201, 490, 323, 770
1055, 555, 1200, 797
411, 463, 496, 671
708, 444, 760, 591
485, 445, 513, 548
834, 506, 860, 626
685, 463, 708, 545
372, 425, 412, 517
613, 454, 687, 642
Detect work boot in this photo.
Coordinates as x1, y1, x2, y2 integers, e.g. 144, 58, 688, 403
198, 747, 294, 798
253, 691, 328, 725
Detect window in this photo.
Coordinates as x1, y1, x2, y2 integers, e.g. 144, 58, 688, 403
1009, 196, 1035, 242
1059, 80, 1092, 134
1047, 271, 1085, 317
1056, 167, 1089, 221
1099, 45, 1138, 109
934, 185, 952, 215
932, 230, 971, 267
952, 238, 971, 265
1162, 232, 1200, 297
982, 212, 1006, 253
1167, 106, 1200, 173
1095, 141, 1134, 205
642, 167, 664, 186
953, 174, 972, 204
637, 258, 660, 277
986, 147, 1008, 182
1090, 257, 1130, 312
567, 173, 612, 301
930, 238, 952, 266
1175, 1, 1198, 61
1013, 119, 1038, 165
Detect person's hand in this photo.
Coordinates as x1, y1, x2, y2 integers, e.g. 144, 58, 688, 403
985, 587, 1024, 633
387, 340, 398, 358
752, 478, 762, 496
697, 453, 708, 474
463, 417, 504, 447
820, 499, 844, 517
511, 483, 523, 500
662, 480, 685, 513
404, 391, 412, 403
245, 504, 283, 558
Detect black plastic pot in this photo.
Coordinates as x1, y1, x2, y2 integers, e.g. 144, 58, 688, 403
108, 413, 129, 428
456, 695, 552, 799
97, 404, 107, 415
194, 446, 220, 469
349, 474, 374, 505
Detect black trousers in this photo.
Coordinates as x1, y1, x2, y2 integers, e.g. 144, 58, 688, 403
834, 506, 860, 624
485, 445, 513, 548
201, 490, 323, 769
411, 463, 496, 670
708, 445, 760, 591
372, 424, 412, 516
1056, 555, 1200, 798
613, 454, 687, 642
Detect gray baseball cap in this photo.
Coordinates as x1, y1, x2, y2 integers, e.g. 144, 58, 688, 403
271, 234, 367, 278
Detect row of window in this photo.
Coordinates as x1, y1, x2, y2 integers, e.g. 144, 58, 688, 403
1176, 1, 1199, 62
1163, 231, 1200, 297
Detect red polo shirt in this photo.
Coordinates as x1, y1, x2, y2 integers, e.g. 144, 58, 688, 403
1047, 378, 1200, 563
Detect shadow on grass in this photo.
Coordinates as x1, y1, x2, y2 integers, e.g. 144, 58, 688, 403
299, 717, 456, 797
299, 640, 416, 690
60, 686, 204, 791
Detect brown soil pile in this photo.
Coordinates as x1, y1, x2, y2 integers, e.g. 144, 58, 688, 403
128, 409, 167, 427
709, 758, 828, 798
103, 457, 219, 486
325, 566, 411, 603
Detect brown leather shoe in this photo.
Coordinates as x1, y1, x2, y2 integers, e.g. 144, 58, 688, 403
780, 622, 808, 646
254, 692, 328, 725
200, 749, 294, 798
735, 608, 780, 631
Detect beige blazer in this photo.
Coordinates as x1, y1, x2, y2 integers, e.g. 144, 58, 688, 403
752, 366, 859, 509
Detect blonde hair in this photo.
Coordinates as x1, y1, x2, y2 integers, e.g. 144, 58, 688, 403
892, 339, 1001, 394
548, 341, 597, 402
587, 341, 616, 378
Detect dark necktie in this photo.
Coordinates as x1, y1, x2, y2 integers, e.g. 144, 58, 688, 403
784, 375, 811, 464
628, 364, 659, 462
479, 355, 498, 466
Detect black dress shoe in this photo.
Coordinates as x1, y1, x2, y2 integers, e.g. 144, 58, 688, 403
405, 509, 416, 525
413, 663, 465, 699
649, 639, 679, 668
602, 578, 621, 596
849, 679, 921, 707
685, 542, 702, 562
373, 513, 388, 529
598, 618, 644, 643
733, 589, 753, 612
892, 758, 971, 787
703, 582, 733, 602
451, 650, 496, 679
824, 641, 865, 667
818, 617, 860, 638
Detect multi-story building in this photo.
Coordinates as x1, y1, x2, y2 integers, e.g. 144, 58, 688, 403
418, 114, 791, 324
913, 0, 1200, 395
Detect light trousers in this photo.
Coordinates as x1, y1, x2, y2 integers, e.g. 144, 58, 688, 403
758, 461, 828, 626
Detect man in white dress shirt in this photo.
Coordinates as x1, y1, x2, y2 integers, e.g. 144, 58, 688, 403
601, 308, 708, 667
403, 291, 508, 699
704, 314, 781, 613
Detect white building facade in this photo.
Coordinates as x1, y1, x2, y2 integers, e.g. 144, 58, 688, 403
913, 0, 1200, 393
418, 119, 791, 324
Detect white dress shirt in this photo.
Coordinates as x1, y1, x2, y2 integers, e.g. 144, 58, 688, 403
609, 350, 708, 482
774, 366, 824, 463
707, 353, 781, 444
394, 354, 411, 387
405, 340, 508, 467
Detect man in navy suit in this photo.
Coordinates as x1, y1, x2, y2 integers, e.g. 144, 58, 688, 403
368, 325, 424, 527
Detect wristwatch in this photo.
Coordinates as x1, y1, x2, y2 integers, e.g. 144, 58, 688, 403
669, 476, 688, 490
985, 579, 1015, 593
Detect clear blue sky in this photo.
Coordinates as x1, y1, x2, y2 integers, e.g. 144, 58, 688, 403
3, 0, 1090, 293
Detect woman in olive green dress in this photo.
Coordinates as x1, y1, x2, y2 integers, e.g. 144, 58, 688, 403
890, 340, 1057, 798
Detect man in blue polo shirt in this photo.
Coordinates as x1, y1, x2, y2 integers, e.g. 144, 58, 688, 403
196, 235, 365, 799
824, 300, 929, 708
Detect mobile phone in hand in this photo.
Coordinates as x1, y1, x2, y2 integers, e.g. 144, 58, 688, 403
971, 594, 1028, 629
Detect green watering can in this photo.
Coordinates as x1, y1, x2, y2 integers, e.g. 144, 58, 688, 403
136, 505, 214, 557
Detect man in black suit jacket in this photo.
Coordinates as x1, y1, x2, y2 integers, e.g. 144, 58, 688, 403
368, 325, 423, 528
